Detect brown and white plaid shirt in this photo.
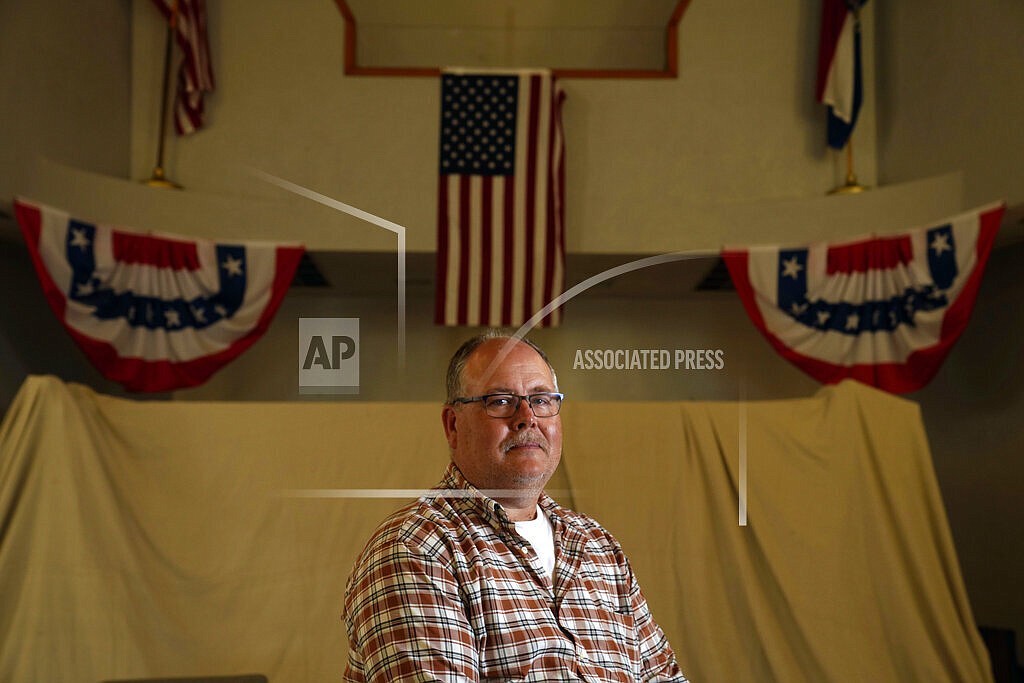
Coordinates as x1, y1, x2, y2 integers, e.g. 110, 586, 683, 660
343, 463, 688, 682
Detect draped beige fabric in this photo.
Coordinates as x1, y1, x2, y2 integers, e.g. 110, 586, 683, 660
0, 376, 990, 682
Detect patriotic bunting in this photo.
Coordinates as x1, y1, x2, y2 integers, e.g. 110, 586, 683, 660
435, 69, 566, 328
14, 199, 303, 392
723, 203, 1005, 393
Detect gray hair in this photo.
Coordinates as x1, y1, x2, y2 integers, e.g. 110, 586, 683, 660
445, 331, 559, 403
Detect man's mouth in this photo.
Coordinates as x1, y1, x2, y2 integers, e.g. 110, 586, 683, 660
503, 436, 547, 453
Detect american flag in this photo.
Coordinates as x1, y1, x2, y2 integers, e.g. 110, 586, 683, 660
435, 70, 566, 328
152, 0, 215, 135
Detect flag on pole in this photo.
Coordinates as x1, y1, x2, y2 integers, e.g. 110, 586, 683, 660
722, 203, 1005, 393
435, 69, 566, 328
816, 0, 866, 150
151, 0, 215, 135
14, 199, 304, 392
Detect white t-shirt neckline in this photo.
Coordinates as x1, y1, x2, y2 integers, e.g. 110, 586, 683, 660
514, 504, 556, 579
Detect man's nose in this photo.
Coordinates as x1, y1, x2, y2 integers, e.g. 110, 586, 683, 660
511, 396, 536, 429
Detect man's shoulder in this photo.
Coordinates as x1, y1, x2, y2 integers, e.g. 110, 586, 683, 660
357, 495, 466, 560
545, 499, 623, 548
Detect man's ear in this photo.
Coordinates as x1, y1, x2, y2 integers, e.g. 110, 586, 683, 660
441, 405, 458, 450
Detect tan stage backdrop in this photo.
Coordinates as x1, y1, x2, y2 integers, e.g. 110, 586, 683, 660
0, 376, 991, 682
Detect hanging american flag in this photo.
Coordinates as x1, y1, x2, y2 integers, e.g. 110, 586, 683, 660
723, 203, 1005, 393
435, 69, 566, 328
151, 0, 215, 135
816, 0, 867, 150
14, 199, 303, 392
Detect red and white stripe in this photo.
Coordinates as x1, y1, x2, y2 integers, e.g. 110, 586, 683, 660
816, 0, 857, 123
152, 0, 215, 135
435, 70, 566, 328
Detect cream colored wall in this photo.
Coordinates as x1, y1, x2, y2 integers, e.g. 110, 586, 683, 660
0, 0, 130, 203
876, 0, 1024, 209
119, 0, 894, 253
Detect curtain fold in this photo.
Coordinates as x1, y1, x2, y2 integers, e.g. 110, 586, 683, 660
0, 376, 990, 682
562, 381, 991, 682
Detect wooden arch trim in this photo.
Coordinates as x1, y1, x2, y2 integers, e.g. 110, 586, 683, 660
334, 0, 694, 79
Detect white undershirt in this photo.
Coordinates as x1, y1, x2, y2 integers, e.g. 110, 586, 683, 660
514, 505, 556, 579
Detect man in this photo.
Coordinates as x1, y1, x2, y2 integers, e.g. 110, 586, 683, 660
343, 332, 688, 682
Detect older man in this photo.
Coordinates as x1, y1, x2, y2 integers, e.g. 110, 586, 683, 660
343, 333, 687, 682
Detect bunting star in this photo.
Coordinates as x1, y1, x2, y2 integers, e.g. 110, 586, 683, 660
221, 255, 244, 277
845, 313, 859, 330
816, 310, 831, 326
165, 309, 182, 327
781, 256, 804, 279
69, 228, 91, 250
930, 233, 952, 256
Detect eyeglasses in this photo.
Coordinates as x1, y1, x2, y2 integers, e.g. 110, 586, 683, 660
450, 392, 564, 418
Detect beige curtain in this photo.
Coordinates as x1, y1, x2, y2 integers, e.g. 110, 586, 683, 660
0, 376, 990, 682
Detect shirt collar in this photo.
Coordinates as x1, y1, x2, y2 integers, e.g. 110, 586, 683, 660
439, 462, 564, 532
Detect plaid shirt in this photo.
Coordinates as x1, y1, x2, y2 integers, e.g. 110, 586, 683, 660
343, 463, 687, 682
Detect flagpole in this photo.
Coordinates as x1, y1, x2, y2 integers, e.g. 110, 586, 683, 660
829, 133, 866, 194
144, 0, 182, 189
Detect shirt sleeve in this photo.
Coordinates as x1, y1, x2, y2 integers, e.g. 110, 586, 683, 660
344, 524, 479, 683
628, 558, 690, 683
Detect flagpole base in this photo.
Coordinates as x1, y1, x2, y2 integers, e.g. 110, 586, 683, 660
829, 170, 869, 195
142, 166, 182, 190
828, 180, 868, 195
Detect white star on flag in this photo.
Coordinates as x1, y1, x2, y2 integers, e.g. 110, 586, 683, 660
930, 233, 952, 256
69, 228, 91, 250
221, 255, 244, 277
165, 310, 182, 327
781, 256, 804, 279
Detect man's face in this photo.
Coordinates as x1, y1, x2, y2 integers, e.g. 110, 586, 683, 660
441, 339, 562, 495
